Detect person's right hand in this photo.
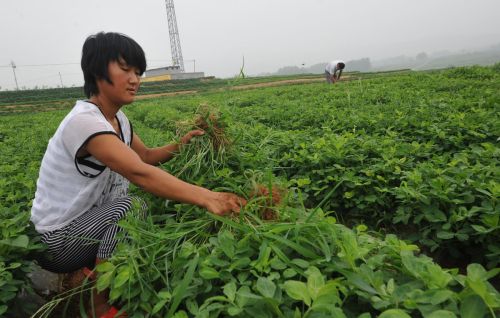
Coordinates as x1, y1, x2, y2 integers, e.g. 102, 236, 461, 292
180, 129, 205, 145
203, 191, 247, 216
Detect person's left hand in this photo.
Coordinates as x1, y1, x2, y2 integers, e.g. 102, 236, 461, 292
180, 129, 205, 144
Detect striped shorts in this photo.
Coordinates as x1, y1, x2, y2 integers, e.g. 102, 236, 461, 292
37, 196, 146, 273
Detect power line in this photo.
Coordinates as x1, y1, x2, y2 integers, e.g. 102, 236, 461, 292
0, 62, 80, 68
0, 59, 190, 68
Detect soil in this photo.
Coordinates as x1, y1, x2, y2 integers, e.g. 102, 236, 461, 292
229, 77, 325, 90
0, 76, 340, 111
134, 90, 197, 100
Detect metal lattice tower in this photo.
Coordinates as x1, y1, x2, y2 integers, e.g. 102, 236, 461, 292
164, 0, 184, 72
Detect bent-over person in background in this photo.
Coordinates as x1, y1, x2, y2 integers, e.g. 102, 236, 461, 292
325, 60, 345, 84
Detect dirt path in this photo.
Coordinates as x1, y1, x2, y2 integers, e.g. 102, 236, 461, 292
134, 90, 197, 100
0, 76, 352, 110
229, 77, 325, 90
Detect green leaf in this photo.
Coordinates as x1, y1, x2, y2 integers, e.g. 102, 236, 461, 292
152, 299, 169, 315
256, 277, 276, 298
296, 178, 311, 187
96, 261, 115, 273
158, 289, 172, 300
186, 299, 199, 315
314, 281, 341, 307
343, 271, 378, 294
167, 254, 199, 317
235, 285, 262, 308
284, 268, 298, 278
291, 258, 310, 269
109, 285, 124, 301
378, 309, 411, 318
252, 241, 272, 272
465, 265, 500, 308
96, 271, 113, 292
414, 289, 453, 305
140, 288, 152, 303
10, 235, 29, 248
344, 191, 354, 199
426, 310, 456, 318
436, 231, 454, 239
199, 266, 220, 279
6, 262, 21, 270
422, 205, 447, 223
230, 257, 251, 270
264, 233, 319, 259
386, 278, 395, 295
223, 281, 237, 302
270, 257, 287, 270
283, 280, 311, 306
460, 295, 487, 318
113, 266, 130, 288
218, 230, 235, 259
471, 225, 491, 234
172, 310, 189, 318
227, 306, 243, 316
356, 224, 368, 232
306, 266, 325, 300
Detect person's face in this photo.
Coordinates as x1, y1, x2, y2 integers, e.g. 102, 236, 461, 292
98, 58, 141, 105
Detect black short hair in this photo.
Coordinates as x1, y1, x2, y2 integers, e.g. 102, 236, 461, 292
338, 62, 345, 69
81, 32, 147, 98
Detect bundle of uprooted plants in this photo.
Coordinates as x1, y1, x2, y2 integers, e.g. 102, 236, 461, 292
192, 104, 230, 152
165, 104, 232, 183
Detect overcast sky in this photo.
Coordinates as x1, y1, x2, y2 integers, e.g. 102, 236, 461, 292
1, 0, 499, 90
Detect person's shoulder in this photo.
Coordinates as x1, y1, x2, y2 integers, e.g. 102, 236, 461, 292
65, 100, 96, 116
64, 101, 107, 129
75, 100, 99, 111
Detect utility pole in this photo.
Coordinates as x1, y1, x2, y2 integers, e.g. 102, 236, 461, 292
164, 0, 184, 72
58, 72, 64, 88
11, 61, 19, 90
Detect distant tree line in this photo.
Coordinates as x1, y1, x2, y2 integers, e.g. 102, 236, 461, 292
262, 43, 500, 76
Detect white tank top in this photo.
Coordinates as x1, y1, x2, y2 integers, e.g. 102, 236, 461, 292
31, 100, 133, 233
325, 60, 345, 74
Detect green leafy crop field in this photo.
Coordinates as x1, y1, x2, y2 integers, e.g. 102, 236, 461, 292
0, 65, 499, 317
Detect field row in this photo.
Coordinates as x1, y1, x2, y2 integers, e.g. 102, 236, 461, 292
0, 65, 499, 317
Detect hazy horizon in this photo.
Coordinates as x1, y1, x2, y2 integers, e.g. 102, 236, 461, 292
1, 0, 499, 90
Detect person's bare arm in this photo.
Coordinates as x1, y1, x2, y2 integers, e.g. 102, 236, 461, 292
86, 134, 245, 215
131, 130, 204, 166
